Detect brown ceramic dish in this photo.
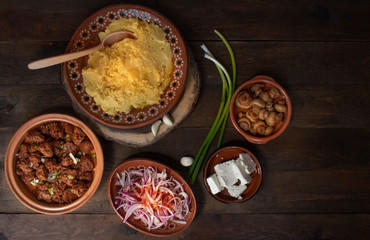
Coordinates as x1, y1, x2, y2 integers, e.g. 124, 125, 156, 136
4, 113, 104, 215
63, 4, 188, 129
203, 146, 262, 204
108, 158, 196, 237
230, 75, 292, 144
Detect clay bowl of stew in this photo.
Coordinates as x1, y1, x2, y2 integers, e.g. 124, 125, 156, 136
4, 113, 104, 215
230, 75, 292, 144
108, 158, 197, 237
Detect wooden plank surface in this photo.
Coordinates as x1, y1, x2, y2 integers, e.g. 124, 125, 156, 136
1, 0, 370, 239
1, 214, 369, 240
1, 0, 370, 41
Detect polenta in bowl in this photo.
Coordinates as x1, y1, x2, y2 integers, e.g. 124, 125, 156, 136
82, 18, 173, 115
64, 4, 188, 129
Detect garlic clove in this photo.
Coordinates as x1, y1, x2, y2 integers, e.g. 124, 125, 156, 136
151, 120, 162, 137
180, 156, 194, 167
162, 114, 174, 126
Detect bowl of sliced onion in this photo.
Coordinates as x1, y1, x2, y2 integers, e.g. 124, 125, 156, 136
108, 158, 197, 237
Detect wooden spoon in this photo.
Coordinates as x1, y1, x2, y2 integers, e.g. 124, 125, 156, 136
28, 31, 136, 70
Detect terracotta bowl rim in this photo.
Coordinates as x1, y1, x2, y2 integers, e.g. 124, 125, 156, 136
229, 75, 292, 144
4, 113, 104, 215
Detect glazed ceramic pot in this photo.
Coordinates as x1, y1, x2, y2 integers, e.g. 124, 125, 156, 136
4, 113, 104, 215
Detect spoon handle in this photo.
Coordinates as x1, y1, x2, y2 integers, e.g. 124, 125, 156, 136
28, 44, 103, 70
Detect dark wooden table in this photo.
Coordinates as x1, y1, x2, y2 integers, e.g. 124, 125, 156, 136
1, 0, 370, 239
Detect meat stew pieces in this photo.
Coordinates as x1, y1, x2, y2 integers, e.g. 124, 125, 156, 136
15, 121, 96, 204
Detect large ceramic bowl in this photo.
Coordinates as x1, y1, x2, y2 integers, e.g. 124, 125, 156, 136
63, 4, 188, 129
230, 75, 292, 144
4, 113, 104, 215
203, 146, 262, 204
108, 158, 196, 237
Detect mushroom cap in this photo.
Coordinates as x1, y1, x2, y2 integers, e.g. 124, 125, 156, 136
266, 112, 277, 127
237, 117, 252, 131
258, 109, 269, 120
259, 91, 272, 102
274, 103, 287, 113
276, 112, 284, 123
251, 98, 266, 108
246, 108, 259, 122
264, 126, 274, 136
269, 86, 280, 99
252, 120, 266, 135
235, 91, 252, 109
251, 83, 264, 93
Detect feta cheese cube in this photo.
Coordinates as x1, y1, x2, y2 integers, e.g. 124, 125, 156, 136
227, 184, 247, 198
234, 161, 252, 185
214, 160, 239, 187
206, 173, 224, 194
238, 153, 256, 174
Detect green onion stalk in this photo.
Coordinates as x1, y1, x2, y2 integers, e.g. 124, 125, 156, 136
187, 30, 236, 184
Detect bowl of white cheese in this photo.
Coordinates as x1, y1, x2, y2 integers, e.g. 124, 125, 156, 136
203, 146, 262, 204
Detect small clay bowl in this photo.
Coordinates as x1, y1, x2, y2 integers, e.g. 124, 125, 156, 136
230, 75, 292, 144
108, 158, 197, 237
203, 146, 262, 204
4, 113, 104, 215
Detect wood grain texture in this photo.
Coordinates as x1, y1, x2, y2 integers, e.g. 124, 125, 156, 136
158, 0, 370, 41
1, 0, 370, 41
1, 214, 369, 240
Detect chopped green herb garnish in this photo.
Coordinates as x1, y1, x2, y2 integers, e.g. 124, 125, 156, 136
46, 124, 50, 130
64, 146, 67, 150
78, 151, 82, 156
71, 189, 74, 193
48, 187, 54, 196
56, 151, 60, 155
66, 134, 70, 138
30, 178, 40, 186
92, 153, 96, 158
59, 180, 62, 183
58, 144, 63, 149
34, 145, 39, 149
21, 144, 24, 147
67, 175, 74, 179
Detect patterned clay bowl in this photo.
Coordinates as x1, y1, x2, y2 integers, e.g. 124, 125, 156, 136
108, 158, 197, 237
203, 146, 262, 204
4, 113, 104, 214
63, 4, 188, 129
230, 75, 292, 144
